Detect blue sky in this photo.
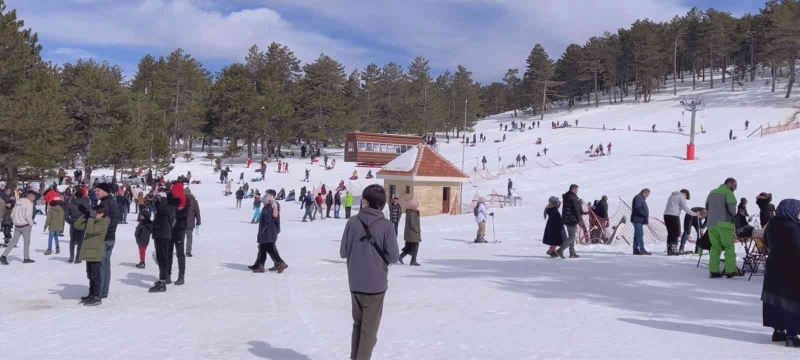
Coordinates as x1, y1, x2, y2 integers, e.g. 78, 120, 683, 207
7, 0, 765, 83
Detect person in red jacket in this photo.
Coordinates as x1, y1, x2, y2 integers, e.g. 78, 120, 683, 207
314, 193, 325, 220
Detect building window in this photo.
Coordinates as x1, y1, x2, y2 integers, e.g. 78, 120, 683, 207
389, 185, 396, 198
348, 142, 356, 152
405, 186, 411, 194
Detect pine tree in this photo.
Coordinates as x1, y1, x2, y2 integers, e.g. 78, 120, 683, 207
766, 0, 800, 98
407, 56, 433, 135
360, 63, 381, 131
297, 54, 348, 141
522, 44, 554, 115
502, 69, 521, 116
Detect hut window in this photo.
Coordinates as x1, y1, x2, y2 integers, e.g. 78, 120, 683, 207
405, 186, 411, 194
358, 142, 367, 151
365, 143, 374, 152
348, 142, 356, 152
389, 185, 396, 197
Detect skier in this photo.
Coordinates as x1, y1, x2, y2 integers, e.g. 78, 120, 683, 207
705, 178, 742, 277
663, 189, 697, 255
543, 196, 565, 258
399, 199, 421, 266
344, 191, 355, 218
74, 205, 110, 306
389, 197, 402, 234
134, 209, 153, 268
559, 185, 584, 258
340, 185, 399, 360
473, 198, 489, 243
631, 189, 652, 255
249, 189, 287, 273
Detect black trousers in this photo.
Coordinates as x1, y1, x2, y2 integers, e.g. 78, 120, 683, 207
664, 215, 681, 248
326, 205, 332, 218
345, 207, 352, 218
86, 261, 101, 297
392, 221, 399, 234
2, 224, 11, 240
254, 243, 283, 266
154, 237, 171, 281
168, 230, 186, 278
400, 242, 419, 263
69, 226, 85, 259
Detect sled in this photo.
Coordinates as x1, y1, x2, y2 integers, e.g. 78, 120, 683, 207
605, 216, 627, 245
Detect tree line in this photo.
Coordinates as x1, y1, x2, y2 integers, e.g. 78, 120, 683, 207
0, 0, 483, 185
480, 1, 800, 116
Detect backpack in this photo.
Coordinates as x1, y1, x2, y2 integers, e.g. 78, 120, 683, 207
473, 202, 482, 217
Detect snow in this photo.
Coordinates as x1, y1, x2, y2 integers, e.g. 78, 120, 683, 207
381, 145, 418, 173
2, 79, 800, 359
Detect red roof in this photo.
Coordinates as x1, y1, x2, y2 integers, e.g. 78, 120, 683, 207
377, 144, 468, 180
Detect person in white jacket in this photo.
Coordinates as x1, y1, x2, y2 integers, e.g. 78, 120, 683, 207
0, 191, 37, 265
663, 189, 697, 255
474, 199, 489, 243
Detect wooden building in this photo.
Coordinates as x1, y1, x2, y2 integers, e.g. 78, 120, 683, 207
344, 132, 424, 165
377, 144, 469, 216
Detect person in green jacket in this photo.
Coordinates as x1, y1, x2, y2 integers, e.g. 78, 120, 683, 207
344, 191, 355, 218
74, 205, 110, 306
399, 199, 421, 266
44, 201, 66, 255
705, 178, 743, 278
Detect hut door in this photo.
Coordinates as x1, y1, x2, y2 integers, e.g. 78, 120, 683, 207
442, 187, 451, 214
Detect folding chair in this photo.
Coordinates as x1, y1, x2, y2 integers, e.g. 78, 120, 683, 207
747, 238, 768, 281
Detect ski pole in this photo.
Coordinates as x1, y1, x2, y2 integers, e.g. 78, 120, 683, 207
490, 212, 497, 243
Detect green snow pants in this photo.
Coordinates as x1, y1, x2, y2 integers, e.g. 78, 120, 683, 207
709, 223, 737, 274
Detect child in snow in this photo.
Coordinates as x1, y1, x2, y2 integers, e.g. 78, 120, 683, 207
252, 201, 262, 224
43, 200, 65, 255
135, 209, 153, 269
74, 205, 110, 306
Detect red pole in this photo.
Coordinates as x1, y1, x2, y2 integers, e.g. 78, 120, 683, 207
686, 144, 695, 160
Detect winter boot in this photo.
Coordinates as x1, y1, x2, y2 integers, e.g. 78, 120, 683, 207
175, 274, 185, 286
1, 256, 9, 265
247, 264, 258, 271
709, 272, 723, 278
725, 269, 745, 278
277, 262, 288, 274
186, 252, 192, 257
410, 261, 421, 266
80, 295, 92, 303
569, 253, 581, 259
135, 262, 145, 269
556, 249, 565, 259
74, 258, 82, 264
55, 247, 60, 254
253, 265, 266, 273
398, 254, 405, 265
68, 256, 74, 263
23, 258, 34, 264
786, 335, 800, 348
773, 330, 787, 342
148, 281, 166, 293
44, 249, 52, 256
82, 297, 102, 306
165, 277, 172, 285
639, 250, 652, 255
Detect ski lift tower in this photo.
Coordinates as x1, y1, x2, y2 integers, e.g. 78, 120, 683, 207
680, 95, 703, 160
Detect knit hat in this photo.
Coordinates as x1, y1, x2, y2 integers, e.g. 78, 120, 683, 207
95, 182, 112, 194
266, 189, 277, 197
549, 196, 560, 205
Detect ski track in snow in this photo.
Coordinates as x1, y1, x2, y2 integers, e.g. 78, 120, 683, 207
1, 80, 799, 359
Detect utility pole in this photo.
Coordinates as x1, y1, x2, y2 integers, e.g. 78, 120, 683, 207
681, 95, 702, 160
673, 33, 678, 96
540, 79, 547, 120
460, 97, 468, 171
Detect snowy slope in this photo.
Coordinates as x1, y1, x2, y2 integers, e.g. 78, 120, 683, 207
1, 79, 799, 359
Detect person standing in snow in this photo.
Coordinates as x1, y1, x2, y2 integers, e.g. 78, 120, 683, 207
74, 205, 110, 306
301, 192, 315, 222
757, 192, 776, 227
729, 129, 734, 140
664, 189, 697, 255
0, 191, 36, 265
94, 183, 119, 299
680, 207, 706, 254
304, 169, 310, 182
149, 190, 175, 293
631, 188, 651, 255
43, 200, 65, 255
559, 184, 584, 258
761, 198, 800, 347
334, 190, 342, 218
389, 197, 402, 234
235, 187, 244, 208
135, 209, 153, 268
705, 178, 743, 278
344, 191, 355, 219
249, 189, 287, 273
251, 198, 262, 224
543, 196, 566, 258
745, 120, 750, 130
399, 199, 421, 266
184, 188, 201, 257
474, 198, 489, 243
315, 193, 325, 220
168, 182, 189, 286
481, 156, 487, 170
594, 195, 609, 229
340, 184, 399, 360
507, 178, 513, 197
326, 191, 334, 219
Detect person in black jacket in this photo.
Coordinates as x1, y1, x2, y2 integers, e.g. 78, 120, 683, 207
334, 190, 342, 218
249, 190, 287, 273
66, 188, 90, 264
761, 199, 800, 347
325, 191, 334, 219
680, 207, 706, 254
631, 189, 651, 255
149, 192, 175, 293
135, 209, 153, 268
543, 197, 566, 258
735, 197, 750, 230
94, 183, 119, 299
169, 182, 189, 286
756, 192, 776, 227
389, 197, 402, 234
235, 188, 244, 208
559, 184, 584, 258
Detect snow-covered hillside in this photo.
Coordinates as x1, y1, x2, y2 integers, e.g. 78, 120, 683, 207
1, 80, 798, 359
